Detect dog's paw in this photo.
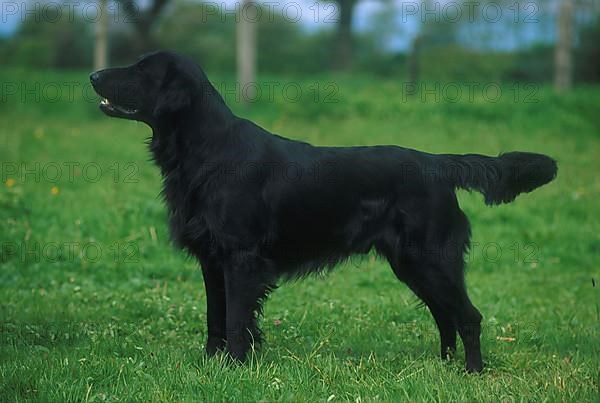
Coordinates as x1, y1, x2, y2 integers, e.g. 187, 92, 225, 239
465, 360, 484, 374
205, 336, 226, 356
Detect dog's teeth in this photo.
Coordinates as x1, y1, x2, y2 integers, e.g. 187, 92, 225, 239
101, 98, 109, 105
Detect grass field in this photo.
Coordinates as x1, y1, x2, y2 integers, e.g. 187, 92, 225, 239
0, 71, 599, 401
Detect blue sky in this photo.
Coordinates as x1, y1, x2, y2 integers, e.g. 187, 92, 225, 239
0, 0, 20, 36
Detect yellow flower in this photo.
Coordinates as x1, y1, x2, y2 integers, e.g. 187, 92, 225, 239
5, 178, 15, 188
51, 186, 60, 195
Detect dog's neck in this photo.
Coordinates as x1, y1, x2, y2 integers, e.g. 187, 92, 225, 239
151, 82, 233, 154
149, 89, 238, 185
148, 93, 240, 248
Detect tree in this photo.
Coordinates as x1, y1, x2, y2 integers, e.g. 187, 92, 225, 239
117, 0, 170, 54
237, 0, 257, 104
554, 0, 575, 92
94, 0, 109, 70
407, 35, 422, 84
332, 0, 359, 70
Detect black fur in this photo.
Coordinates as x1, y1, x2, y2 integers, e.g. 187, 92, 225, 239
91, 51, 558, 372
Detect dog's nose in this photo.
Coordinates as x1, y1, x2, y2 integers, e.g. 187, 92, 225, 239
90, 72, 100, 84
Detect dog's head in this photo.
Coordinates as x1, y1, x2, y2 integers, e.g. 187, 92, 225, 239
90, 51, 200, 125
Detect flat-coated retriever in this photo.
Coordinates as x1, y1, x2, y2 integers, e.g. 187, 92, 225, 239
90, 51, 557, 372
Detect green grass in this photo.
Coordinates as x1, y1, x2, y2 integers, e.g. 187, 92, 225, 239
0, 70, 599, 401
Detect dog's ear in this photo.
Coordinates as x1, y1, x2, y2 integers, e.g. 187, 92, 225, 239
153, 63, 191, 117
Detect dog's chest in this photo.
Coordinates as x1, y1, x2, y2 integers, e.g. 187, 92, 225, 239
160, 169, 207, 243
161, 168, 234, 259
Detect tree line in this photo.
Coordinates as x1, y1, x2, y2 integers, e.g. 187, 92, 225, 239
0, 0, 598, 89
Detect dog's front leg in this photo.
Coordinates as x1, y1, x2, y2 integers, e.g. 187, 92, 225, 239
200, 261, 227, 356
223, 260, 269, 362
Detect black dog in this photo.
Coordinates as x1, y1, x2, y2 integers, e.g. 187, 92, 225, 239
91, 51, 557, 372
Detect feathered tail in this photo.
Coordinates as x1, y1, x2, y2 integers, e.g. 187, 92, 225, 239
438, 151, 558, 205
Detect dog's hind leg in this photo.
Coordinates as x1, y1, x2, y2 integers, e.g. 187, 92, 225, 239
454, 286, 483, 373
387, 256, 457, 361
409, 281, 457, 361
428, 304, 457, 360
383, 219, 483, 372
393, 256, 483, 372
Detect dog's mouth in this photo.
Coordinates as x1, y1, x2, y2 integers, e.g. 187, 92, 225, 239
99, 97, 139, 115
